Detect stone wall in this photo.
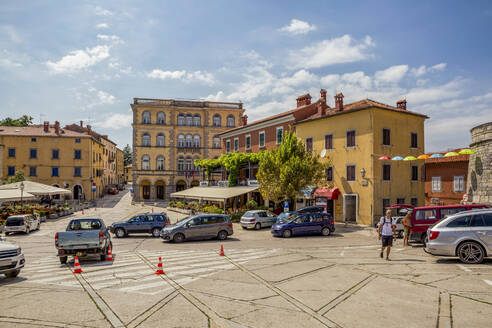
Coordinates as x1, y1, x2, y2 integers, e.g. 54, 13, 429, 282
467, 122, 492, 205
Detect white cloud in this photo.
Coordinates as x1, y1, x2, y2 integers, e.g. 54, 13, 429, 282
46, 45, 110, 73
96, 23, 109, 29
95, 89, 116, 105
431, 62, 447, 71
375, 65, 408, 83
97, 34, 123, 44
147, 69, 214, 84
95, 6, 113, 16
94, 113, 132, 130
279, 19, 316, 35
411, 62, 447, 77
289, 34, 374, 69
405, 78, 464, 104
0, 50, 23, 68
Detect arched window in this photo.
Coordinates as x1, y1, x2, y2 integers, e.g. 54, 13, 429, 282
213, 137, 220, 148
186, 114, 193, 126
141, 155, 150, 170
157, 112, 165, 125
227, 115, 235, 127
156, 156, 165, 170
177, 134, 185, 147
193, 114, 201, 126
193, 135, 200, 148
213, 114, 221, 127
185, 135, 193, 148
142, 133, 150, 146
156, 133, 165, 147
185, 157, 193, 171
177, 114, 185, 126
177, 157, 185, 171
142, 112, 151, 124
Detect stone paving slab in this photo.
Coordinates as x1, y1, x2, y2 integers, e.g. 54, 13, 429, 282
185, 277, 277, 301
451, 294, 492, 328
229, 306, 327, 328
248, 258, 332, 283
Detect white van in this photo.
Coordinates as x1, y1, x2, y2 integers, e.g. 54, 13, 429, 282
5, 215, 40, 235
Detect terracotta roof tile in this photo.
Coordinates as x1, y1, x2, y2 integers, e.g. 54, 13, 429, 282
0, 125, 90, 138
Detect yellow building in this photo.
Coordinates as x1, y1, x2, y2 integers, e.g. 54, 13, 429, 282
124, 164, 132, 183
295, 95, 428, 226
131, 98, 244, 201
116, 148, 124, 185
0, 122, 104, 200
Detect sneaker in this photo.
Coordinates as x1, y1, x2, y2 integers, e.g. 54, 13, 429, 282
386, 257, 391, 261
380, 251, 383, 258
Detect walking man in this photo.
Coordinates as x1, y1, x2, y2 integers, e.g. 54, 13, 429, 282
378, 209, 397, 260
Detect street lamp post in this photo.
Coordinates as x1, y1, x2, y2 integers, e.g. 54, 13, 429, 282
20, 181, 25, 205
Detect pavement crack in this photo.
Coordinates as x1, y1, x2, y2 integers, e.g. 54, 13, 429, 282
273, 264, 336, 284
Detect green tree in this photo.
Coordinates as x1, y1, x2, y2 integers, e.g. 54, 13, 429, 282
123, 144, 132, 166
0, 115, 33, 127
257, 131, 326, 203
4, 170, 26, 184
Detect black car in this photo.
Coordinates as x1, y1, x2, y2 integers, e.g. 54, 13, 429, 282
109, 213, 169, 238
296, 206, 325, 214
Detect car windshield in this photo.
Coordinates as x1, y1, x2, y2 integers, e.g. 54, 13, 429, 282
287, 215, 300, 223
243, 212, 255, 217
67, 219, 102, 231
6, 217, 24, 226
175, 217, 192, 226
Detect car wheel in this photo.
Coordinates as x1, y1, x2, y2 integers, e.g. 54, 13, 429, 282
321, 227, 331, 236
282, 229, 292, 238
254, 223, 261, 230
115, 228, 126, 238
152, 228, 161, 238
6, 269, 20, 278
217, 230, 228, 240
100, 252, 107, 261
457, 241, 485, 264
173, 233, 185, 243
59, 256, 67, 264
241, 226, 247, 230
5, 232, 9, 236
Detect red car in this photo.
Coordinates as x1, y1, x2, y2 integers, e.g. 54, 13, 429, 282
387, 203, 489, 243
107, 187, 119, 195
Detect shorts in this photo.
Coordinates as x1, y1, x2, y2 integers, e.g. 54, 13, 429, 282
382, 235, 393, 247
404, 226, 410, 236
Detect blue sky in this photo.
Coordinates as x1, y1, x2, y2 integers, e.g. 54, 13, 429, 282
1, 0, 491, 152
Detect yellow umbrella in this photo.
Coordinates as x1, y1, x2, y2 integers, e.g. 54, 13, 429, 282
444, 151, 459, 157
458, 148, 475, 155
403, 156, 417, 161
417, 154, 430, 159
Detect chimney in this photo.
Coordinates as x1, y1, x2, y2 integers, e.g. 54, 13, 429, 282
87, 125, 92, 135
317, 99, 326, 116
396, 99, 407, 110
335, 93, 344, 111
80, 120, 83, 127
54, 121, 60, 134
43, 121, 49, 133
296, 94, 312, 108
241, 115, 248, 126
320, 89, 327, 102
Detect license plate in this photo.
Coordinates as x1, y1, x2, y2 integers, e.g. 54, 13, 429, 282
73, 245, 88, 249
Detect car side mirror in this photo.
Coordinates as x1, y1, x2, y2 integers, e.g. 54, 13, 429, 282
186, 223, 190, 228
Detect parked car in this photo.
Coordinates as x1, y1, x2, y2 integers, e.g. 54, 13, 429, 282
271, 213, 335, 238
296, 206, 325, 214
161, 214, 233, 243
55, 218, 111, 264
425, 208, 492, 264
117, 184, 125, 191
4, 214, 40, 235
240, 210, 277, 230
107, 187, 119, 195
110, 213, 169, 238
276, 211, 296, 224
385, 203, 489, 244
0, 237, 24, 278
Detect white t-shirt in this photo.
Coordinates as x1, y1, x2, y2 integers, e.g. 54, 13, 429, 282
379, 217, 396, 236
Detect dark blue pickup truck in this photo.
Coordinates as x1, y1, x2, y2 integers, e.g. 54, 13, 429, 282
109, 213, 169, 238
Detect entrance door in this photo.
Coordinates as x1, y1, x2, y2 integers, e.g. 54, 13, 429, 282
327, 199, 334, 216
156, 185, 165, 199
344, 194, 357, 223
142, 185, 150, 200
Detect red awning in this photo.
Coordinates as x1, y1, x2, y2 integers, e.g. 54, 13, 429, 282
313, 188, 340, 200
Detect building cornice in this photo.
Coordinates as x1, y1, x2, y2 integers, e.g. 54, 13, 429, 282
219, 114, 294, 139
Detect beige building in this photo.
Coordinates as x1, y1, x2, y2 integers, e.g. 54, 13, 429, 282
131, 98, 244, 201
124, 164, 132, 183
116, 148, 125, 185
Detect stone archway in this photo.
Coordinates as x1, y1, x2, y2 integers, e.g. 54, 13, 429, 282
73, 184, 83, 200
191, 180, 200, 187
176, 180, 187, 192
155, 180, 166, 200
140, 180, 151, 200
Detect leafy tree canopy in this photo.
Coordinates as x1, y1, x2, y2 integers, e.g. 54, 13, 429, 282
4, 170, 27, 184
0, 115, 33, 127
257, 131, 327, 202
123, 144, 132, 166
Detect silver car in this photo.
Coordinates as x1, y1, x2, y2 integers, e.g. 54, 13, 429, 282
5, 215, 40, 235
425, 209, 492, 264
240, 210, 277, 230
161, 214, 233, 243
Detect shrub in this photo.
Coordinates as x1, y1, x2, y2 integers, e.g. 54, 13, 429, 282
258, 205, 269, 210
202, 205, 224, 214
229, 212, 244, 223
245, 200, 258, 210
168, 201, 176, 208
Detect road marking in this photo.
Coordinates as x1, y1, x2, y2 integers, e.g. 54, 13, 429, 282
484, 279, 492, 287
437, 291, 451, 328
457, 264, 471, 272
339, 250, 344, 257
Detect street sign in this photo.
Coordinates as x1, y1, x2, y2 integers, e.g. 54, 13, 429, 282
283, 200, 289, 212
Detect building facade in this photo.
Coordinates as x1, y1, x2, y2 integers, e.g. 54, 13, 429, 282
116, 148, 124, 185
295, 95, 428, 226
131, 98, 244, 202
0, 122, 104, 200
424, 153, 469, 205
467, 122, 492, 205
124, 164, 132, 183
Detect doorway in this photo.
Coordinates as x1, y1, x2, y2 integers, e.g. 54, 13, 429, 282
156, 184, 165, 200
73, 185, 83, 200
343, 194, 358, 223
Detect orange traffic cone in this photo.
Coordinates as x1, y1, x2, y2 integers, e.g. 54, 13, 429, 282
152, 207, 154, 213
154, 257, 164, 274
106, 244, 113, 261
73, 256, 83, 274
82, 209, 84, 215
219, 245, 225, 256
